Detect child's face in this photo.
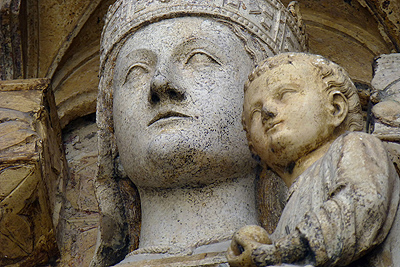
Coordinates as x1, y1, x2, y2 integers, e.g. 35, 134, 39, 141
243, 62, 337, 166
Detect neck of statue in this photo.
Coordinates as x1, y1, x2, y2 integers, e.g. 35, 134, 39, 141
276, 139, 335, 188
137, 173, 258, 252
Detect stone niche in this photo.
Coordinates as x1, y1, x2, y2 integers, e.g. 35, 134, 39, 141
0, 79, 67, 266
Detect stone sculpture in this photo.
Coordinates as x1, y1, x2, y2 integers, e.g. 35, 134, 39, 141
227, 52, 400, 267
91, 0, 306, 266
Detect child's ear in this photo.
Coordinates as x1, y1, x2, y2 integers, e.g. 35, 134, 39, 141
329, 91, 348, 127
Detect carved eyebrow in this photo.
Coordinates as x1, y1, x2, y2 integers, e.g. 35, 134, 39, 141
249, 102, 263, 119
123, 63, 150, 85
185, 49, 222, 65
115, 49, 156, 85
271, 83, 300, 97
171, 37, 227, 64
277, 88, 298, 99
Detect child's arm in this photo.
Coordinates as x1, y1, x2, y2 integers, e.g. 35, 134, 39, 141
231, 133, 399, 267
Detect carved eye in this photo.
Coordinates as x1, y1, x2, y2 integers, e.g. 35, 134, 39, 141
124, 64, 149, 84
186, 51, 220, 66
278, 89, 297, 100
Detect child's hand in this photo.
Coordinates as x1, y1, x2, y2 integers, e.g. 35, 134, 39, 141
252, 244, 280, 266
227, 225, 271, 267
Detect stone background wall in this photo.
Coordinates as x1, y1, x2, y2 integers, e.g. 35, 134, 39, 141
59, 114, 98, 267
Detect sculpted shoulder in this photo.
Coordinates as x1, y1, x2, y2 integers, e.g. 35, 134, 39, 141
334, 131, 392, 159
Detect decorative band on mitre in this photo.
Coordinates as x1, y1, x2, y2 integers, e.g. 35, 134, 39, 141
100, 0, 307, 68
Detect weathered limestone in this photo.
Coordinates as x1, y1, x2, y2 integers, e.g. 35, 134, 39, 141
0, 0, 399, 266
368, 53, 400, 267
0, 0, 23, 80
372, 54, 400, 142
118, 252, 229, 267
280, 0, 393, 84
356, 0, 400, 52
228, 53, 399, 266
371, 53, 400, 177
59, 115, 99, 267
0, 79, 67, 266
92, 0, 306, 266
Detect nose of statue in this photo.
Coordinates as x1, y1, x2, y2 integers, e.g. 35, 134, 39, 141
261, 106, 276, 122
149, 70, 185, 105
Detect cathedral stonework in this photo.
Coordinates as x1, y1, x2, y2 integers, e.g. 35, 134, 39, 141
0, 0, 399, 267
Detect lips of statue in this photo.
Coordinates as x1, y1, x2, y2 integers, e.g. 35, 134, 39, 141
113, 17, 256, 188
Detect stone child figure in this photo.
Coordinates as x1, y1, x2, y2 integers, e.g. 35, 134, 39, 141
91, 1, 306, 266
227, 53, 400, 267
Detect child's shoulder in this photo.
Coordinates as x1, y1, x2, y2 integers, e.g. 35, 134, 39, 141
337, 131, 383, 146
331, 131, 389, 161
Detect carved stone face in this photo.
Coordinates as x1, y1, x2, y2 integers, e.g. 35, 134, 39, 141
243, 62, 336, 168
113, 17, 256, 188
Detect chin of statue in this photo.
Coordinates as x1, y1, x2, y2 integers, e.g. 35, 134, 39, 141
123, 145, 256, 189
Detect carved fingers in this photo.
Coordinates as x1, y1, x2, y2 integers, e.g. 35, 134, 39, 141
252, 244, 280, 266
253, 230, 309, 266
228, 225, 310, 267
227, 225, 271, 267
